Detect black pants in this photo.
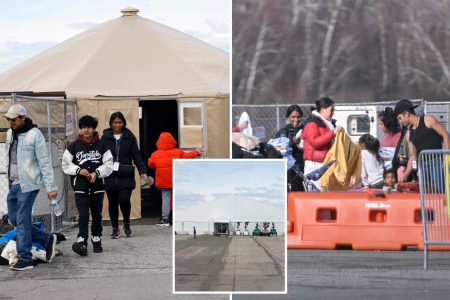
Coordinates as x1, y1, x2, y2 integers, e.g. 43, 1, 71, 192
75, 193, 104, 243
106, 189, 132, 229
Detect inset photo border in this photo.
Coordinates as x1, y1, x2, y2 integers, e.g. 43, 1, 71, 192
172, 159, 287, 295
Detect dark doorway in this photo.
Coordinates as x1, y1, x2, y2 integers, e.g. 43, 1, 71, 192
214, 223, 229, 235
139, 100, 178, 218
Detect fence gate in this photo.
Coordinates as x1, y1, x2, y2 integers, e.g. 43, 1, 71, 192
418, 149, 450, 268
0, 94, 77, 232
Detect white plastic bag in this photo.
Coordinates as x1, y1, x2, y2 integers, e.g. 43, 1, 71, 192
1, 240, 47, 265
267, 137, 296, 169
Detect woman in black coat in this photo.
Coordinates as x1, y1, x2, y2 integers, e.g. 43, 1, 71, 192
101, 112, 147, 238
275, 104, 305, 191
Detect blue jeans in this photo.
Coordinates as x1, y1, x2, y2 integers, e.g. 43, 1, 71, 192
7, 184, 50, 262
421, 157, 444, 193
160, 189, 171, 220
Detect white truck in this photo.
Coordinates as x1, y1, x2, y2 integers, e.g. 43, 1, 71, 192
333, 104, 379, 142
332, 99, 428, 143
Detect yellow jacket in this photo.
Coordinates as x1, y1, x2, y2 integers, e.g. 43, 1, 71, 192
319, 131, 361, 191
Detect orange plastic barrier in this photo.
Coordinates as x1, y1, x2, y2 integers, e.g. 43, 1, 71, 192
287, 191, 450, 250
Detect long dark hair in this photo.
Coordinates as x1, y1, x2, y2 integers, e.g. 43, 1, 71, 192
378, 107, 400, 134
109, 111, 127, 127
359, 134, 382, 164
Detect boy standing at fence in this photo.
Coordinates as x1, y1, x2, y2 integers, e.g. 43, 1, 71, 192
148, 132, 204, 226
62, 115, 113, 256
4, 104, 58, 270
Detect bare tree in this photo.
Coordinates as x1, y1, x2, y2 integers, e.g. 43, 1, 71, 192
243, 14, 268, 103
232, 0, 450, 103
318, 0, 342, 96
377, 1, 388, 93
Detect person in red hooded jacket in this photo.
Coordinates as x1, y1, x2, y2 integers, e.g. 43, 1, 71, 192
148, 132, 204, 226
302, 97, 342, 191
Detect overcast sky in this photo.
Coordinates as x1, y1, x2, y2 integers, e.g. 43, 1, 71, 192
174, 160, 286, 210
0, 0, 230, 73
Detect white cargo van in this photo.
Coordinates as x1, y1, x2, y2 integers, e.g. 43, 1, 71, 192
332, 100, 424, 143
333, 104, 379, 143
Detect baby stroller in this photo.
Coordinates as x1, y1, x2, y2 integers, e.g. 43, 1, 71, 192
289, 160, 336, 192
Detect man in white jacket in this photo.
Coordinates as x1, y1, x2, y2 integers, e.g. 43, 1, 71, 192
4, 104, 58, 271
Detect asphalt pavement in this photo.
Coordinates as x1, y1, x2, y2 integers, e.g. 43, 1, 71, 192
8, 221, 450, 300
0, 219, 229, 300
175, 235, 285, 292
233, 249, 450, 300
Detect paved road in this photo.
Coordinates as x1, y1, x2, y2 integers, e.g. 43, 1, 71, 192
233, 249, 450, 300
175, 235, 285, 292
0, 221, 228, 300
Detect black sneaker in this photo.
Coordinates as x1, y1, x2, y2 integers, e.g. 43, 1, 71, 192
111, 228, 120, 239
54, 232, 66, 242
45, 234, 57, 262
10, 259, 33, 271
156, 219, 170, 227
123, 225, 133, 238
91, 236, 103, 253
72, 238, 88, 256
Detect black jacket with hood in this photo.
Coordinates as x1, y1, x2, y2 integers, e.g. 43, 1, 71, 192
101, 127, 147, 191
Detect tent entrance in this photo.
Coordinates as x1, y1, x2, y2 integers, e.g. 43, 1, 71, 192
214, 222, 229, 236
139, 100, 178, 218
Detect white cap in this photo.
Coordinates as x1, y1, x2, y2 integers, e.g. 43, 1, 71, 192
4, 104, 27, 119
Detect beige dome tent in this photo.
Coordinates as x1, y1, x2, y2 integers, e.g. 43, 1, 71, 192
0, 7, 230, 219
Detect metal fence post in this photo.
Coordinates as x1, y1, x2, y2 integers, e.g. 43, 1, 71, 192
46, 100, 56, 232
276, 104, 280, 132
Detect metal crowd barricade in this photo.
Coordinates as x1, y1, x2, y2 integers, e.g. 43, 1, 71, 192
418, 149, 450, 269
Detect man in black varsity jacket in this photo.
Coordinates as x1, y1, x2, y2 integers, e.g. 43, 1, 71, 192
62, 115, 113, 256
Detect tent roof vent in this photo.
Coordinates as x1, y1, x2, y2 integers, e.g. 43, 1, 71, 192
121, 6, 139, 16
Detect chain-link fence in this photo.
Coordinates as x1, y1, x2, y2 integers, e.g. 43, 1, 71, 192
233, 104, 314, 141
233, 100, 449, 142
0, 94, 77, 232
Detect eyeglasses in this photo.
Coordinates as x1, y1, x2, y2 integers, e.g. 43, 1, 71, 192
6, 117, 18, 122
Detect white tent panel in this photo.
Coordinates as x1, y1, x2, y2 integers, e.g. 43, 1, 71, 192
175, 195, 285, 235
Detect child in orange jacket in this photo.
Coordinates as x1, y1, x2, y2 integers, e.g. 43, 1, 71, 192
148, 132, 204, 226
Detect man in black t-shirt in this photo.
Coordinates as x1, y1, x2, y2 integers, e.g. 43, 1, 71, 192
394, 99, 450, 187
